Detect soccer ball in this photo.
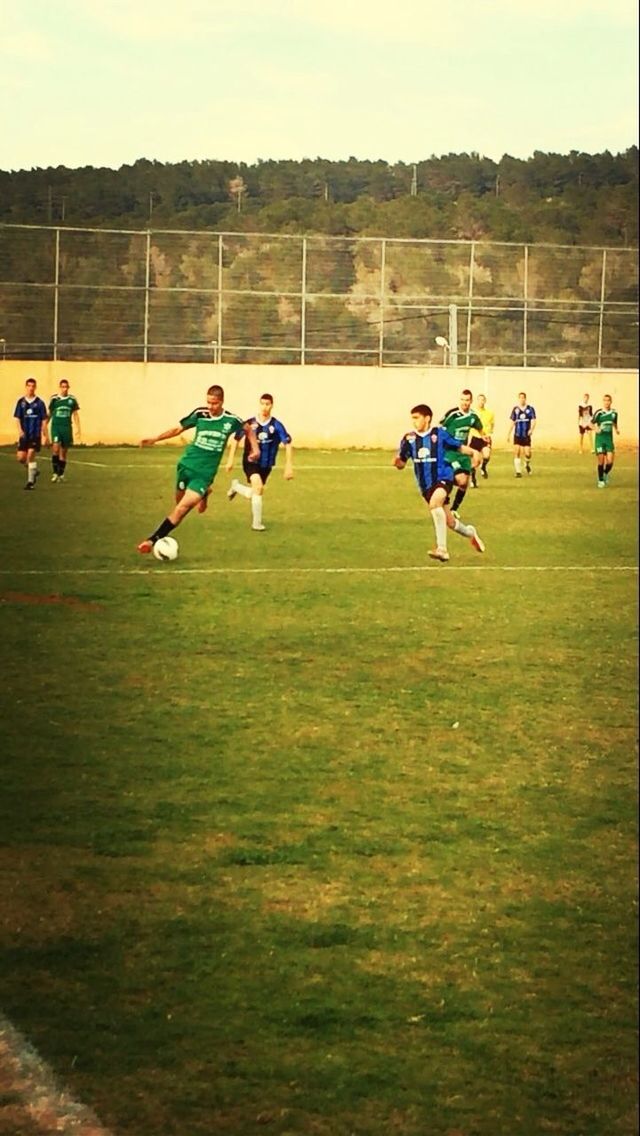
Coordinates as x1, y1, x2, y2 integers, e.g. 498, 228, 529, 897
153, 536, 179, 562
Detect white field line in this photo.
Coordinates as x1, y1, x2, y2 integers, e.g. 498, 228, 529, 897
0, 565, 636, 577
0, 1012, 112, 1135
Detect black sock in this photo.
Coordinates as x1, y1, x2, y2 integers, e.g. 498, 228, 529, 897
150, 518, 176, 543
481, 459, 488, 472
52, 456, 60, 474
452, 487, 466, 512
605, 462, 612, 476
58, 459, 66, 475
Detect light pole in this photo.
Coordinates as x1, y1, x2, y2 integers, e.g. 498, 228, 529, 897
435, 335, 449, 366
210, 340, 219, 364
0, 338, 6, 361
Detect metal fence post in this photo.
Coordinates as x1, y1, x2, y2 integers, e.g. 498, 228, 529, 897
301, 236, 307, 365
448, 304, 458, 367
597, 248, 607, 369
53, 228, 60, 361
465, 242, 475, 366
378, 238, 386, 367
217, 234, 223, 361
143, 231, 151, 363
523, 245, 529, 368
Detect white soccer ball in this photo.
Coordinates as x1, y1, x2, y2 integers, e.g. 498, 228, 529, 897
153, 536, 179, 562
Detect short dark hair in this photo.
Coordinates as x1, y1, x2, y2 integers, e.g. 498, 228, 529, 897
519, 391, 527, 398
260, 392, 274, 402
59, 378, 69, 386
26, 377, 36, 384
207, 384, 224, 398
411, 403, 432, 418
461, 388, 473, 398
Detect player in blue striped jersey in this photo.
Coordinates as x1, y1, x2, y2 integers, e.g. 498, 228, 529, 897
394, 404, 486, 562
225, 393, 293, 531
14, 377, 49, 490
507, 392, 537, 477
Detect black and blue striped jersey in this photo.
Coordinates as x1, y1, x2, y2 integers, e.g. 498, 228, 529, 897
510, 404, 536, 439
237, 416, 291, 470
398, 427, 462, 493
14, 396, 48, 441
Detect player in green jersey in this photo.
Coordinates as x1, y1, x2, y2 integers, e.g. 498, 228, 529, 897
440, 390, 488, 513
137, 384, 259, 553
592, 394, 620, 487
48, 379, 81, 482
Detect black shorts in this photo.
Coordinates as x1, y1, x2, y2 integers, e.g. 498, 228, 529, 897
579, 425, 591, 435
243, 458, 272, 486
421, 480, 452, 504
469, 436, 485, 453
514, 433, 532, 449
18, 435, 41, 454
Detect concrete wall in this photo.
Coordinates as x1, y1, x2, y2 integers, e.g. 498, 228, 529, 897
1, 361, 637, 449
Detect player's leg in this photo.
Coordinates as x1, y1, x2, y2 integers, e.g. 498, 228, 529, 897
596, 445, 606, 487
451, 472, 469, 513
57, 443, 69, 480
525, 442, 532, 475
427, 486, 450, 561
25, 444, 39, 488
249, 471, 267, 530
447, 504, 486, 553
51, 440, 61, 480
481, 439, 491, 477
514, 444, 523, 477
603, 445, 614, 484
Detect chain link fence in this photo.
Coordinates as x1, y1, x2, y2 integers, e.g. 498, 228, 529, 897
0, 224, 637, 367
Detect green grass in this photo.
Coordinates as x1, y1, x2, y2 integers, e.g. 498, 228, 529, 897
0, 446, 637, 1136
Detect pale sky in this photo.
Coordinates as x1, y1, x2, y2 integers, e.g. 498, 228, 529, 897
2, 0, 638, 172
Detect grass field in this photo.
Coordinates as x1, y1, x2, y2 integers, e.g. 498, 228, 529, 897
0, 445, 638, 1136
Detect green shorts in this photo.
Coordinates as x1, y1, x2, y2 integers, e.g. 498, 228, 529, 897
594, 436, 614, 455
447, 453, 472, 476
51, 427, 73, 447
176, 459, 215, 498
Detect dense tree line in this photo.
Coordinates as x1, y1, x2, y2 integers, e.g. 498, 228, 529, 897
0, 149, 637, 246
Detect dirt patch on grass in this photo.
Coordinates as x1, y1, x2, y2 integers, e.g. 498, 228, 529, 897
0, 592, 103, 612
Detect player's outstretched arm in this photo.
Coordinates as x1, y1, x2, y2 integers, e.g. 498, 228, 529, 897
224, 436, 240, 471
393, 456, 406, 470
140, 425, 184, 446
243, 422, 260, 462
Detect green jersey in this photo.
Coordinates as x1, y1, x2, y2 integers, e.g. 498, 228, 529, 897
592, 407, 618, 436
49, 393, 79, 422
440, 407, 483, 444
179, 406, 244, 476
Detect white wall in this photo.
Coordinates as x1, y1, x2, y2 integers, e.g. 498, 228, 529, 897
1, 361, 637, 449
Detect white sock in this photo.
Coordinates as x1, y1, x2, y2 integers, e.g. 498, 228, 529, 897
432, 506, 447, 550
251, 493, 263, 527
27, 461, 38, 484
453, 517, 473, 538
514, 457, 522, 473
235, 481, 252, 499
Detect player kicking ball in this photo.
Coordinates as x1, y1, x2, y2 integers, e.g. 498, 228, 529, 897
137, 384, 259, 554
394, 403, 486, 563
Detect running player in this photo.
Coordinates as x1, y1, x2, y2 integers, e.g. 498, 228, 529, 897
508, 392, 537, 477
225, 393, 293, 531
474, 393, 495, 481
48, 379, 81, 482
440, 389, 486, 511
592, 394, 620, 487
14, 377, 49, 490
394, 403, 486, 563
137, 384, 259, 553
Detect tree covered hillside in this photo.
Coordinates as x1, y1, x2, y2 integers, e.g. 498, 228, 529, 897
0, 150, 637, 246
